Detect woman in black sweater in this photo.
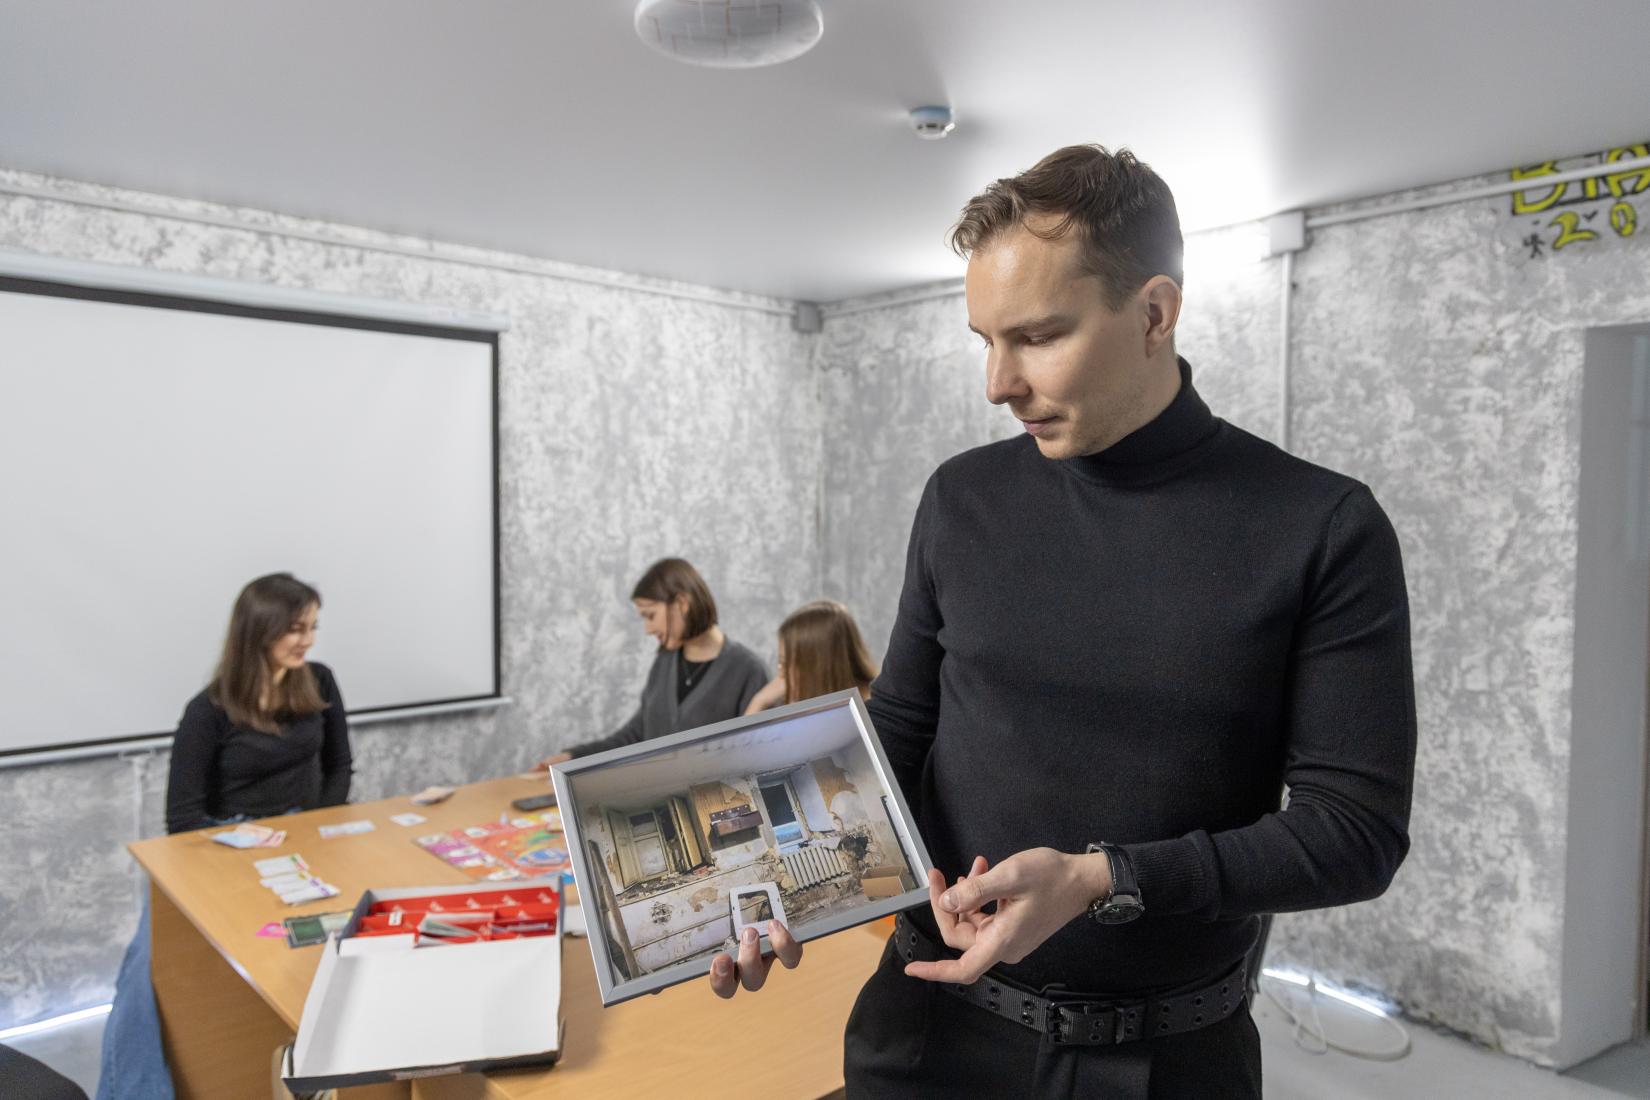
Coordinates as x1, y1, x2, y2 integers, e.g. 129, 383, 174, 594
165, 573, 353, 833
100, 573, 353, 1099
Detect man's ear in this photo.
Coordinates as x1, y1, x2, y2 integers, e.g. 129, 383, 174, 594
1140, 275, 1182, 358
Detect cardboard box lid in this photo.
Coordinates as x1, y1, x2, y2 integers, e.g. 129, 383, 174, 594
286, 881, 562, 1090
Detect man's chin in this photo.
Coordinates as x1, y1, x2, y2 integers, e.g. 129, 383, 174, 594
1029, 434, 1075, 460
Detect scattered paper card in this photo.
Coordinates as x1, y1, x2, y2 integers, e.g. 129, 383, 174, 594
389, 812, 427, 827
255, 854, 311, 878
249, 852, 339, 906
262, 873, 313, 891
410, 786, 456, 806
284, 910, 353, 948
211, 823, 286, 849
414, 810, 571, 884
282, 882, 341, 905
319, 820, 376, 839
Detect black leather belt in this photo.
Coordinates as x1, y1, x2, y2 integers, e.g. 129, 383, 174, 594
894, 913, 1247, 1047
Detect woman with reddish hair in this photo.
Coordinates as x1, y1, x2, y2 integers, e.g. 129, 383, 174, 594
744, 599, 877, 714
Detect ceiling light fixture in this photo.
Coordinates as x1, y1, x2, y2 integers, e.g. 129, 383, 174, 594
635, 0, 825, 69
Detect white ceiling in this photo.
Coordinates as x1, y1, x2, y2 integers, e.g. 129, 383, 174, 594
2, 0, 1646, 302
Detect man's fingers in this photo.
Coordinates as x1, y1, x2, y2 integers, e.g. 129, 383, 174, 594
904, 941, 999, 986
941, 862, 1014, 915
712, 924, 799, 999
768, 921, 803, 969
737, 926, 773, 992
709, 953, 738, 999
926, 867, 964, 943
740, 956, 775, 992
926, 866, 948, 914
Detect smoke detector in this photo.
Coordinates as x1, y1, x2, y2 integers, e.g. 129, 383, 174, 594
908, 105, 956, 140
635, 0, 825, 69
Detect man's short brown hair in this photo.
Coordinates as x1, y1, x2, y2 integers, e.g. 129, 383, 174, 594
950, 144, 1184, 309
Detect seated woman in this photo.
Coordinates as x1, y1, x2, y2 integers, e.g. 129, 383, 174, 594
543, 558, 768, 764
165, 572, 353, 832
744, 599, 877, 714
99, 573, 351, 1100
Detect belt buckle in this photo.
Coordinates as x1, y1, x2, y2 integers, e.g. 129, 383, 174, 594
1048, 1001, 1122, 1046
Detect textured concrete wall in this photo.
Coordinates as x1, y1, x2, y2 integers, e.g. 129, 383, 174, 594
8, 162, 1649, 1066
812, 182, 1650, 1065
0, 171, 819, 1028
1275, 181, 1650, 1064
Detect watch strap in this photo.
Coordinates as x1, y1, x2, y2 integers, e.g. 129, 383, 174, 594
1085, 842, 1144, 923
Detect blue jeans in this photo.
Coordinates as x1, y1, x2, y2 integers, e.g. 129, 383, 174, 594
95, 899, 175, 1100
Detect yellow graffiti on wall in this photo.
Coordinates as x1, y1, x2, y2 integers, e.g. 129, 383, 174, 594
1548, 211, 1598, 250
1512, 145, 1650, 213
1511, 143, 1649, 258
1511, 162, 1565, 214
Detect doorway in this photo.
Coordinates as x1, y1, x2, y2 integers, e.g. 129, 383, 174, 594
1560, 327, 1650, 1065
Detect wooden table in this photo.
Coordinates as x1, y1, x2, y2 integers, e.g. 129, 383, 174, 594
129, 775, 888, 1100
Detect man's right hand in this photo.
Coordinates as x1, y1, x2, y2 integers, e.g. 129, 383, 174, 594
709, 921, 803, 998
531, 751, 573, 772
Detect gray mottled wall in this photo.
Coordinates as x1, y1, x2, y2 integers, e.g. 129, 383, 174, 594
1276, 182, 1650, 1064
813, 188, 1650, 1065
7, 163, 1647, 1068
0, 171, 819, 1027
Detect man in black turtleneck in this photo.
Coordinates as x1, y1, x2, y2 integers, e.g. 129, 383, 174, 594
711, 146, 1416, 1099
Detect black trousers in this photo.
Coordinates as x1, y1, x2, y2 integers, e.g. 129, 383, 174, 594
843, 938, 1262, 1099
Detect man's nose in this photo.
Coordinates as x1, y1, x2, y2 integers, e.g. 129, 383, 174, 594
985, 348, 1028, 406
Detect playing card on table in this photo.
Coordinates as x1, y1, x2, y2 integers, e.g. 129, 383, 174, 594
318, 820, 375, 839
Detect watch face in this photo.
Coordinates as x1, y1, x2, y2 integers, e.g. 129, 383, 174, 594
1091, 894, 1144, 925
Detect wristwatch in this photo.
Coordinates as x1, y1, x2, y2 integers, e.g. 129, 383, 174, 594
1084, 842, 1144, 924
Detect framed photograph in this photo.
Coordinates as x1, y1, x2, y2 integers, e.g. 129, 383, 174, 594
550, 689, 932, 1005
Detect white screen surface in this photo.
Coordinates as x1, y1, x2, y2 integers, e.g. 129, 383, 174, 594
0, 283, 498, 756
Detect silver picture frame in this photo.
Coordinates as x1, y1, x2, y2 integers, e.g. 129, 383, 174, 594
550, 689, 933, 1006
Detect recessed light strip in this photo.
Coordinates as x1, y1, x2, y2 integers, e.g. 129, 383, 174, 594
0, 1003, 113, 1042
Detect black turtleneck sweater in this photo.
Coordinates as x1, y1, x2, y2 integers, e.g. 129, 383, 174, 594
869, 358, 1416, 997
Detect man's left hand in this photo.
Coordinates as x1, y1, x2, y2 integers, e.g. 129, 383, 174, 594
903, 847, 1112, 985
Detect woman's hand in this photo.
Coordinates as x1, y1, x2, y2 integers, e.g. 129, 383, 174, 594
708, 921, 803, 997
531, 751, 573, 772
903, 849, 1111, 985
744, 673, 788, 715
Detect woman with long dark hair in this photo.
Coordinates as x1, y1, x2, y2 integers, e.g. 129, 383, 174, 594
540, 558, 767, 764
165, 572, 353, 832
99, 574, 351, 1100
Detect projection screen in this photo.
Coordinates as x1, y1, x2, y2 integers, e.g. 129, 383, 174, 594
0, 268, 501, 760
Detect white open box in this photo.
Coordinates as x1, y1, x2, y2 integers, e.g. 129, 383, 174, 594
282, 878, 564, 1091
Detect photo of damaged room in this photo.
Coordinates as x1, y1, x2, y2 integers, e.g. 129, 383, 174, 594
552, 690, 931, 1004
